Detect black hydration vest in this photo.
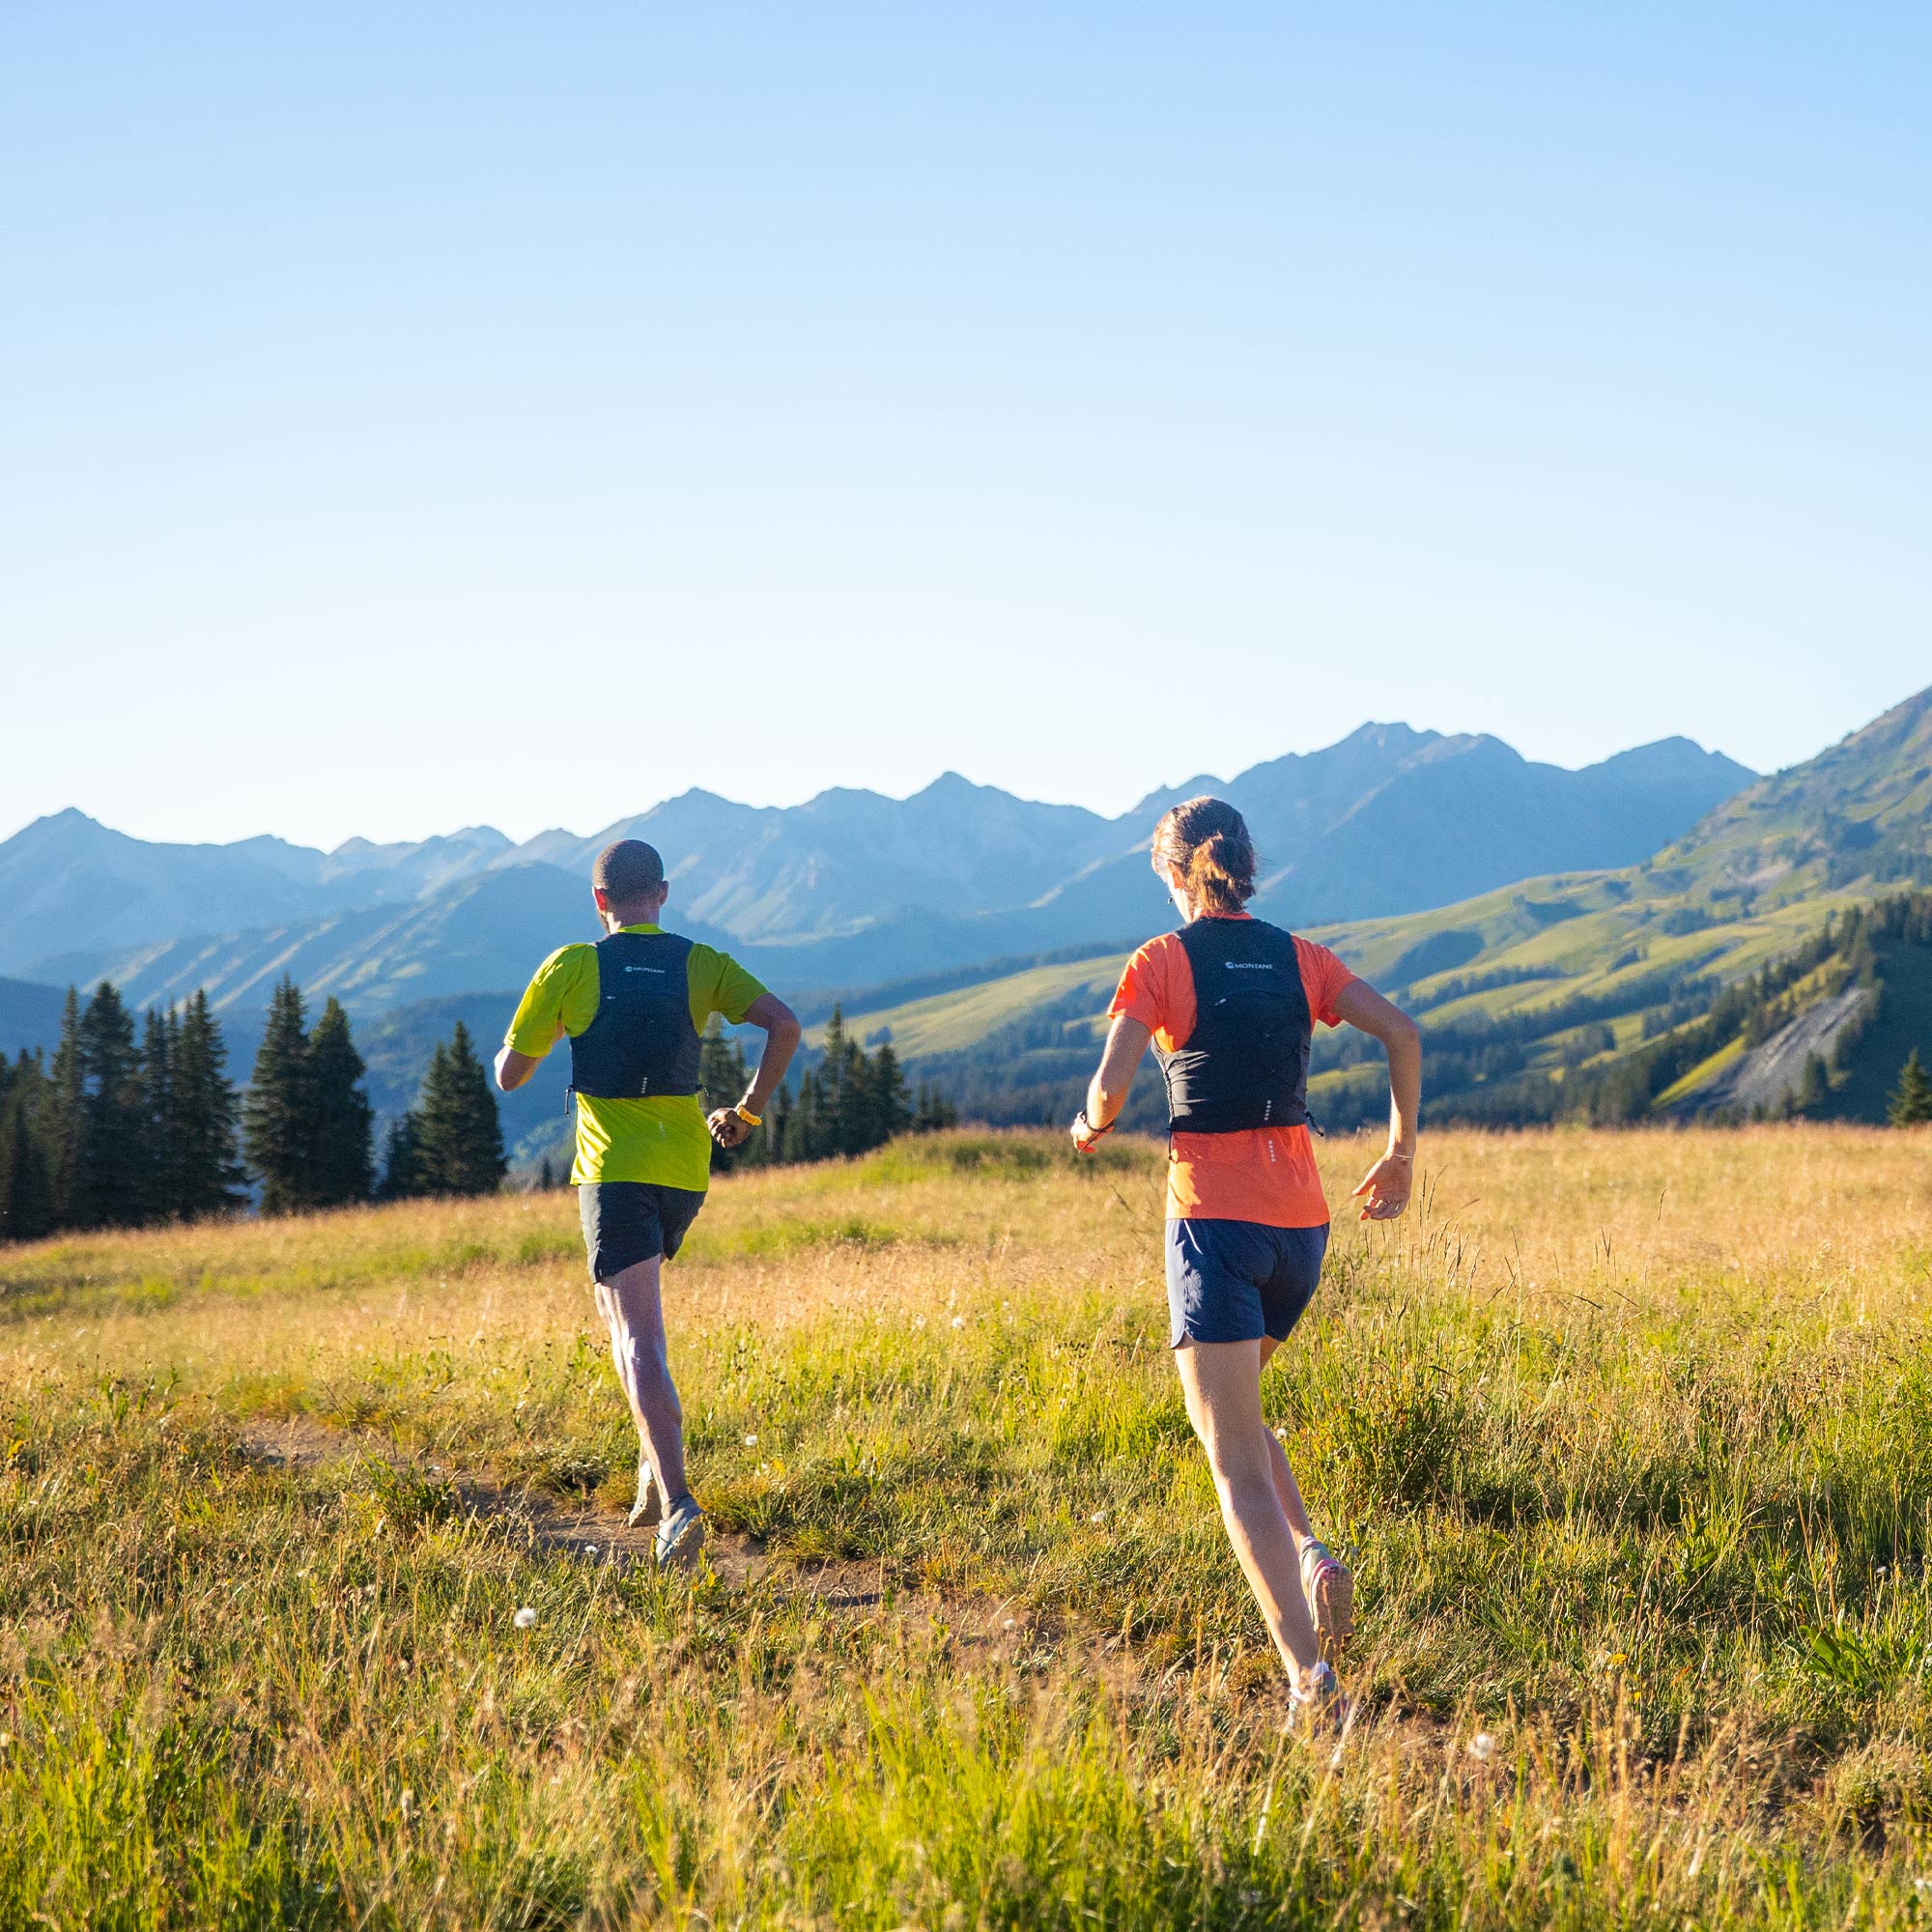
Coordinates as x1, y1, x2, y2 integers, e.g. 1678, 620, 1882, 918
567, 931, 703, 1100
1154, 917, 1312, 1135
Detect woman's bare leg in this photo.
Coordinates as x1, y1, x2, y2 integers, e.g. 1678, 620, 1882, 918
1256, 1337, 1316, 1548
1175, 1337, 1321, 1684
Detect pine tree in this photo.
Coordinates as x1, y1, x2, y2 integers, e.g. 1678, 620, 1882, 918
1, 1085, 56, 1242
537, 1154, 556, 1191
378, 1112, 426, 1200
1889, 1047, 1932, 1126
246, 978, 315, 1215
766, 1083, 793, 1167
170, 992, 247, 1221
71, 983, 147, 1228
815, 1008, 862, 1156
868, 1040, 911, 1146
784, 1065, 825, 1164
699, 1019, 754, 1171
1793, 1052, 1831, 1119
307, 997, 375, 1207
45, 986, 84, 1226
417, 1024, 506, 1197
136, 1007, 176, 1220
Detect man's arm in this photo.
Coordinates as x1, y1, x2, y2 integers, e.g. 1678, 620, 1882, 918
708, 992, 802, 1148
495, 1015, 565, 1093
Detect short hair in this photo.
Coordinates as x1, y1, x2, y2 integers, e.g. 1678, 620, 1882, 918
592, 838, 666, 903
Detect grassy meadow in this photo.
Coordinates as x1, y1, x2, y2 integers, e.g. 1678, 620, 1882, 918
6, 1124, 1932, 1928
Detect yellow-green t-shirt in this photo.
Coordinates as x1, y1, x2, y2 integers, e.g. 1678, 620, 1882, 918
504, 925, 767, 1190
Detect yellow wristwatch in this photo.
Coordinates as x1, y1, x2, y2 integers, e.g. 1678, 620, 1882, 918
734, 1103, 763, 1127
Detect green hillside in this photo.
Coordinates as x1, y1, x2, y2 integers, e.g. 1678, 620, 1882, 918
1645, 685, 1932, 906
806, 690, 1932, 1133
828, 880, 1930, 1134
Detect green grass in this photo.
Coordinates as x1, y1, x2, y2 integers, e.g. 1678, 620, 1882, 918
6, 1126, 1932, 1926
1654, 1032, 1748, 1108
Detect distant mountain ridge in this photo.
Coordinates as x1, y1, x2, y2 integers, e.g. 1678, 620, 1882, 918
0, 721, 1756, 1009
786, 686, 1932, 1132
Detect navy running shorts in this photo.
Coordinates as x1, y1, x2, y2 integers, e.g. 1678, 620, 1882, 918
1164, 1218, 1329, 1349
578, 1180, 707, 1281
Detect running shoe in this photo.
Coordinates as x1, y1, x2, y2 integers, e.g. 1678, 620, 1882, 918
628, 1460, 660, 1529
654, 1492, 705, 1572
1287, 1660, 1350, 1737
1300, 1538, 1354, 1660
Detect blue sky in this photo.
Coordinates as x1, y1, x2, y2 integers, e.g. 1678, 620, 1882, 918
2, 4, 1927, 850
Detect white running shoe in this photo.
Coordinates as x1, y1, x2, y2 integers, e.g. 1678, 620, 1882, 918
1288, 1659, 1350, 1737
654, 1493, 705, 1572
1300, 1538, 1354, 1660
628, 1461, 660, 1529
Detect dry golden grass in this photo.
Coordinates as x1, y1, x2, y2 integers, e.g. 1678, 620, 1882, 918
5, 1124, 1932, 1927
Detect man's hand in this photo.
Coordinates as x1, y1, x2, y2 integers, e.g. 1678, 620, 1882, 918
709, 1107, 755, 1150
1069, 1110, 1109, 1154
1351, 1151, 1413, 1221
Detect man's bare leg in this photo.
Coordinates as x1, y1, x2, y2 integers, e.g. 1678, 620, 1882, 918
593, 1255, 688, 1505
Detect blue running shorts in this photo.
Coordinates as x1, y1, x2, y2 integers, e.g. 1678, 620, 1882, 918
1164, 1219, 1329, 1349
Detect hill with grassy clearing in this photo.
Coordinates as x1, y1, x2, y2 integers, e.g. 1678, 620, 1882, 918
811, 692, 1932, 1131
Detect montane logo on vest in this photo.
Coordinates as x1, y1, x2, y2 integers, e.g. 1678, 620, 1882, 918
1224, 961, 1274, 970
624, 965, 668, 975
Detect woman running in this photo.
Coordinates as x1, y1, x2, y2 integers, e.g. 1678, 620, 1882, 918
1072, 796, 1420, 1726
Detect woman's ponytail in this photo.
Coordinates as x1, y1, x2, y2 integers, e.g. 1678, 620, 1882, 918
1151, 798, 1257, 915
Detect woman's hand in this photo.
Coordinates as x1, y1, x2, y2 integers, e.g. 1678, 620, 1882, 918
1350, 1151, 1412, 1221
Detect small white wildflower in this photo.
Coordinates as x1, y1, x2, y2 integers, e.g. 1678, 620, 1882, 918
512, 1606, 538, 1630
744, 1433, 758, 1447
1002, 1617, 1017, 1631
582, 1544, 597, 1555
1915, 1876, 1932, 1898
1467, 1732, 1496, 1762
1090, 1511, 1106, 1524
951, 1316, 966, 1330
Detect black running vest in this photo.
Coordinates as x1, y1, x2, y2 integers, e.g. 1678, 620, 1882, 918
567, 931, 703, 1100
1154, 917, 1312, 1135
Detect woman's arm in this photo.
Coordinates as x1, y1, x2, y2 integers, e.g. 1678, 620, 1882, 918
1331, 979, 1421, 1220
1071, 1015, 1153, 1151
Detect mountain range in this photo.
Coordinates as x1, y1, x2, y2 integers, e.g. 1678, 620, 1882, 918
0, 725, 1753, 1018
4, 690, 1925, 1164
811, 686, 1932, 1132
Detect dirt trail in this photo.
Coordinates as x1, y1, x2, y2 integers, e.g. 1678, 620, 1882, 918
238, 1414, 990, 1620
242, 1413, 797, 1589
238, 1413, 1429, 1741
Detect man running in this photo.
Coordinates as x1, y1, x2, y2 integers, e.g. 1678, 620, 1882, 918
495, 838, 800, 1570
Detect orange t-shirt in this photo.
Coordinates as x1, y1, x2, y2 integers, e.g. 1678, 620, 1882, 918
1108, 914, 1358, 1229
